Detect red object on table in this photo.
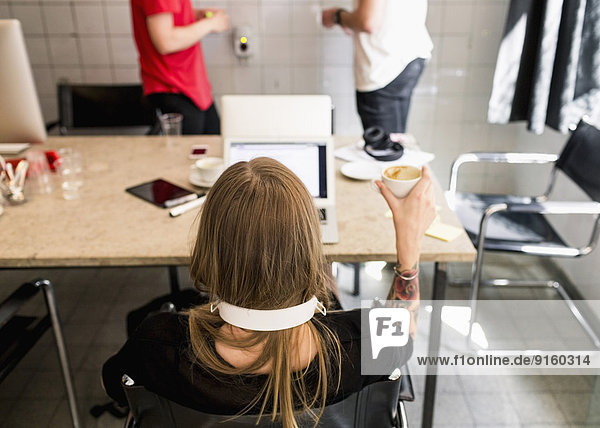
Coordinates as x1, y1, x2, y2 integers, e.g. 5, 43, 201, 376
6, 150, 60, 172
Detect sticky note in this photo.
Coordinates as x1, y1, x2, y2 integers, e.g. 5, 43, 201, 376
426, 220, 463, 242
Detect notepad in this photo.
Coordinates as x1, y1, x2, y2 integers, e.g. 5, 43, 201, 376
384, 210, 463, 242
426, 220, 463, 242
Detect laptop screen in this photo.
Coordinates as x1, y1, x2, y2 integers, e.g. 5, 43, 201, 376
228, 142, 328, 198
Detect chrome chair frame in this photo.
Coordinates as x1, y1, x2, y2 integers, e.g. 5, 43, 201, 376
0, 279, 81, 427
447, 131, 600, 348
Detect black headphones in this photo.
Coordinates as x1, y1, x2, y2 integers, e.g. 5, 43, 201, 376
363, 126, 404, 161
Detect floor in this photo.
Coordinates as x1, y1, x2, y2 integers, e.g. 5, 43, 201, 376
1, 254, 599, 427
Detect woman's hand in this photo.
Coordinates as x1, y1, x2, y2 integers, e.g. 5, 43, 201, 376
376, 165, 436, 270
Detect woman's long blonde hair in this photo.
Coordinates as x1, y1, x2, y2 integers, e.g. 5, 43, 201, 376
187, 157, 341, 427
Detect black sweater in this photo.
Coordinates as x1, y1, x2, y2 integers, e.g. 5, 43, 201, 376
102, 308, 412, 414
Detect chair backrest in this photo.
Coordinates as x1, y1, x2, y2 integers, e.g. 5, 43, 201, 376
555, 119, 600, 202
122, 375, 402, 428
57, 83, 156, 135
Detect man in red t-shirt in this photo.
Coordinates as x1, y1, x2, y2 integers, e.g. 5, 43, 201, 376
131, 0, 229, 134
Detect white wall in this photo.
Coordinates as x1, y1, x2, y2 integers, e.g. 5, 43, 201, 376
3, 0, 596, 295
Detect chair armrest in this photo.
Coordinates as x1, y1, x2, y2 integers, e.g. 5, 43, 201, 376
455, 152, 558, 164
506, 201, 600, 215
448, 152, 559, 194
479, 202, 600, 257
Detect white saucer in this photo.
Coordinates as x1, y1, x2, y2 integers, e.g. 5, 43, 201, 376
189, 174, 215, 188
340, 161, 380, 181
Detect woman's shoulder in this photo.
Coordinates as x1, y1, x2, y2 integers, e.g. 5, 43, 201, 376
316, 308, 362, 342
133, 311, 190, 345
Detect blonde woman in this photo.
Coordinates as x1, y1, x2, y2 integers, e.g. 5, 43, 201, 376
102, 157, 435, 427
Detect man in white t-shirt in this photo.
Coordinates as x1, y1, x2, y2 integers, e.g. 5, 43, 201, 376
322, 0, 432, 133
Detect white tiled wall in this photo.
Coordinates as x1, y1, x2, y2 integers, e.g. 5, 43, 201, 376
1, 0, 508, 139
0, 0, 526, 200
0, 0, 562, 194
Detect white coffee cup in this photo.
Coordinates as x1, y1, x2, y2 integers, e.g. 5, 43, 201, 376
191, 157, 224, 185
380, 164, 422, 198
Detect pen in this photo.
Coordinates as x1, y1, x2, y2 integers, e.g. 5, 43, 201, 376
169, 195, 206, 217
164, 193, 198, 208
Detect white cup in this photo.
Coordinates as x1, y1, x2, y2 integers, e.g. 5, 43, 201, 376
380, 164, 422, 198
191, 157, 224, 185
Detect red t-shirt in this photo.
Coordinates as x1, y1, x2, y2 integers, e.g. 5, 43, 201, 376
131, 0, 213, 110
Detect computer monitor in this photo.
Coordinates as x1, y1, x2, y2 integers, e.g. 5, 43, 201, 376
228, 141, 328, 199
0, 19, 46, 145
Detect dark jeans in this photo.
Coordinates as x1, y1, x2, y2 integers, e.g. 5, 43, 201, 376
147, 93, 220, 135
356, 58, 426, 134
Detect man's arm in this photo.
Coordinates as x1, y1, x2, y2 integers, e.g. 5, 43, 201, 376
322, 0, 385, 34
147, 10, 229, 55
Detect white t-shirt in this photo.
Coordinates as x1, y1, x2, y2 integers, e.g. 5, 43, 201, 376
353, 0, 433, 92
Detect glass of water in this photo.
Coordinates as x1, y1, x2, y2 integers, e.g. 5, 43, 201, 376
56, 148, 84, 200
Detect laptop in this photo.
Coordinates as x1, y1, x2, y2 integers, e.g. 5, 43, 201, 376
221, 95, 338, 244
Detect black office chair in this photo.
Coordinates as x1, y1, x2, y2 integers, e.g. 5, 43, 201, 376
46, 83, 159, 135
0, 279, 81, 427
446, 118, 600, 346
121, 370, 414, 428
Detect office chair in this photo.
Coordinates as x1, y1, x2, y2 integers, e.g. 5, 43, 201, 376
0, 279, 81, 427
446, 118, 600, 347
121, 370, 414, 428
46, 83, 159, 135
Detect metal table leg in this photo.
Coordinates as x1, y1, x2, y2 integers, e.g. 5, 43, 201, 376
422, 262, 447, 428
168, 265, 180, 293
353, 263, 360, 296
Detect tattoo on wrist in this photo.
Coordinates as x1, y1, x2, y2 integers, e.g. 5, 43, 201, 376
392, 263, 419, 301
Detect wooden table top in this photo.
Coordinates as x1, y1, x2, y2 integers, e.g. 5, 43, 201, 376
0, 136, 475, 267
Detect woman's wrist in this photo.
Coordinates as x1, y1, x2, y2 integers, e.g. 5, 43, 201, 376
393, 264, 418, 280
392, 262, 419, 301
395, 231, 421, 269
396, 248, 419, 271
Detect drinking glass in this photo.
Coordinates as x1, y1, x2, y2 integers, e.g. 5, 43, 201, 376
56, 148, 84, 200
159, 113, 183, 137
26, 149, 54, 194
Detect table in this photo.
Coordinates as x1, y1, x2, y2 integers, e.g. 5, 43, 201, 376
1, 136, 476, 427
1, 136, 474, 267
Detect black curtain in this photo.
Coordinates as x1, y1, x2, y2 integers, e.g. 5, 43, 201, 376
488, 0, 600, 134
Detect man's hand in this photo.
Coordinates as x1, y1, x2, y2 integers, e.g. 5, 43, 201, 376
321, 8, 337, 28
198, 9, 230, 34
148, 9, 230, 55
